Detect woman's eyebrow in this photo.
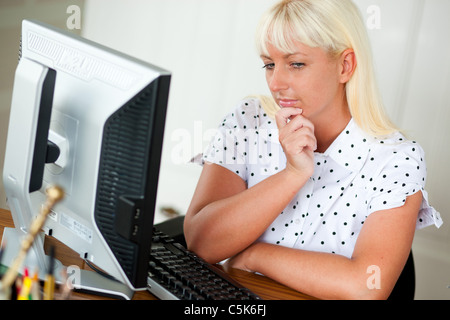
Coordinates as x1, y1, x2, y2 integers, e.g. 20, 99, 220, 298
286, 52, 308, 58
260, 52, 308, 60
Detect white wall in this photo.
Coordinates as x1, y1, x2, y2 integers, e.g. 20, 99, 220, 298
81, 0, 275, 223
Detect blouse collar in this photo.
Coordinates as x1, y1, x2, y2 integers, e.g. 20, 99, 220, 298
319, 118, 372, 174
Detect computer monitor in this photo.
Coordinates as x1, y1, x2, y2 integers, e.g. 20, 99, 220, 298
2, 20, 171, 299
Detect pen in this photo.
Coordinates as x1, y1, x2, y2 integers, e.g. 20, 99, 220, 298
0, 241, 5, 266
0, 241, 5, 278
17, 268, 31, 300
43, 246, 55, 300
30, 271, 40, 300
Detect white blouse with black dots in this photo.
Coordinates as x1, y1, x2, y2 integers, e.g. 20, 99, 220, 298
203, 98, 442, 258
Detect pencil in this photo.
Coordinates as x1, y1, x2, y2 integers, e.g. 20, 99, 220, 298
43, 246, 55, 300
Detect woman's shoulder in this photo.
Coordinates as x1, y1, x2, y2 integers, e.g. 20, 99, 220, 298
364, 131, 427, 186
369, 131, 425, 162
362, 131, 441, 228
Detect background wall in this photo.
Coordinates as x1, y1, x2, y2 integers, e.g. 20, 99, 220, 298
0, 0, 449, 299
0, 0, 85, 211
81, 0, 274, 224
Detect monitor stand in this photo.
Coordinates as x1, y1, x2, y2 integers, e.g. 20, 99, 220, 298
1, 227, 135, 300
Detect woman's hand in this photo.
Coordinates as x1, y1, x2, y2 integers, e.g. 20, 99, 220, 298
223, 244, 257, 273
275, 107, 316, 178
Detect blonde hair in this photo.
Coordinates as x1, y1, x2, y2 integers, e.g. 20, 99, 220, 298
254, 0, 397, 137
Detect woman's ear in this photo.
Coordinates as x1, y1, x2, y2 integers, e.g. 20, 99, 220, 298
339, 49, 357, 84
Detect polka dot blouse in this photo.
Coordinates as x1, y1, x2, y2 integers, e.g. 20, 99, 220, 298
203, 98, 442, 258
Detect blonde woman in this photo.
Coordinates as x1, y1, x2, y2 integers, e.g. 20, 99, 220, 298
184, 0, 441, 299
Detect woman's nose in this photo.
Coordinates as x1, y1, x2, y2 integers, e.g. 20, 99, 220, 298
268, 67, 289, 92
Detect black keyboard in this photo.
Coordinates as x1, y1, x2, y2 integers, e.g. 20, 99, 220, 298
147, 229, 261, 300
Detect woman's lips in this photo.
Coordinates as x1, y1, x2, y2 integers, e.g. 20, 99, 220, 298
278, 99, 299, 108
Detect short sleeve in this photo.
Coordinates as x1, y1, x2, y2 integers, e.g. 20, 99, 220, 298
202, 99, 261, 182
365, 140, 442, 229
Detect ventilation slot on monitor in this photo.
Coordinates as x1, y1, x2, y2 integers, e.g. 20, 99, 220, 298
94, 82, 158, 283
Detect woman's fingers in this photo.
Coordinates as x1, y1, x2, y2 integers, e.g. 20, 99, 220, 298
283, 126, 317, 154
275, 107, 316, 151
275, 107, 317, 176
275, 107, 302, 129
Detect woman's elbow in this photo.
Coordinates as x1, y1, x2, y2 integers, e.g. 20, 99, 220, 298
184, 219, 221, 264
341, 281, 392, 300
185, 236, 223, 264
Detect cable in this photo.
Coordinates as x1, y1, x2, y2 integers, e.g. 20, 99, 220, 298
83, 259, 119, 282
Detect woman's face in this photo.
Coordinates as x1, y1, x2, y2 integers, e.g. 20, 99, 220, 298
261, 41, 348, 123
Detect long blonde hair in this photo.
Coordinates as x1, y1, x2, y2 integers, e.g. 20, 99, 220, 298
254, 0, 397, 137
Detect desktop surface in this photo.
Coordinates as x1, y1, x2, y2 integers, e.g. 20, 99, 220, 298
0, 208, 316, 300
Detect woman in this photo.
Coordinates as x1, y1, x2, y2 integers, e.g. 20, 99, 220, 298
184, 0, 442, 299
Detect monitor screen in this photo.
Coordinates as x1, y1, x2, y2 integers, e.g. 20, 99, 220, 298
2, 20, 171, 298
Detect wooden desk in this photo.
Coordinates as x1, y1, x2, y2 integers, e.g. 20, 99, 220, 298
0, 208, 315, 300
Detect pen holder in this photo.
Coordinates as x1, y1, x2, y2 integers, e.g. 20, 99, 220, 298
0, 185, 64, 300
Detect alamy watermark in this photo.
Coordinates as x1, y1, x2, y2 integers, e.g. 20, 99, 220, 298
366, 265, 381, 290
170, 123, 284, 175
64, 3, 381, 31
66, 5, 81, 30
66, 265, 81, 289
366, 5, 381, 30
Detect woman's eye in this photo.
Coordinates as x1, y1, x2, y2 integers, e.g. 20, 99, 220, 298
291, 62, 305, 69
261, 62, 304, 70
262, 63, 275, 70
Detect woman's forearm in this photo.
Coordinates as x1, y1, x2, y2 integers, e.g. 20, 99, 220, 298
242, 242, 390, 300
185, 168, 310, 263
241, 243, 388, 299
